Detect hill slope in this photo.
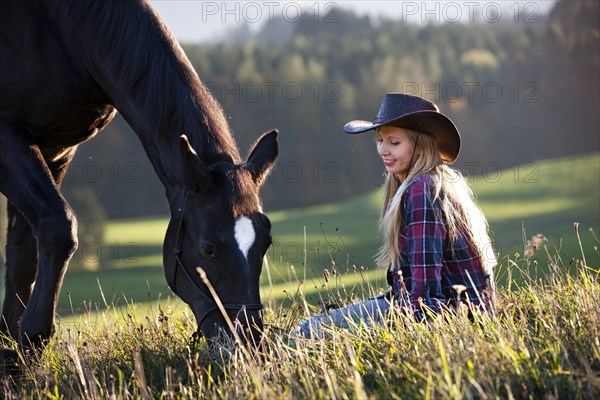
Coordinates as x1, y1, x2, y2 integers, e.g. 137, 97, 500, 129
54, 153, 599, 312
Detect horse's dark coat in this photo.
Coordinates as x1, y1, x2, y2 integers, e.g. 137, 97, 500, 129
0, 0, 277, 358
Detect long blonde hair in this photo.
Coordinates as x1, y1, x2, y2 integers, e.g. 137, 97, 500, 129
375, 129, 496, 274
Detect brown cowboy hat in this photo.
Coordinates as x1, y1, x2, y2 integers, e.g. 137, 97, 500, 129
343, 93, 461, 164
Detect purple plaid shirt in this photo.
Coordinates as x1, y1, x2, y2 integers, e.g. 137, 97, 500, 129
390, 175, 494, 318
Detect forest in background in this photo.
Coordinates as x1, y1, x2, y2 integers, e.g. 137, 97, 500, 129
1, 1, 599, 250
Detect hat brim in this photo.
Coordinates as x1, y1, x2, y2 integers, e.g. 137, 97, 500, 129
343, 111, 461, 164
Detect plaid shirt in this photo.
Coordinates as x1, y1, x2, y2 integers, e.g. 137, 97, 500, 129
390, 175, 494, 318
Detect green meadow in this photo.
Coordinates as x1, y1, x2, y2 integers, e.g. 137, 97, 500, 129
57, 153, 600, 318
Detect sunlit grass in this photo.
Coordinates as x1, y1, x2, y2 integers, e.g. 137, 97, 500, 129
482, 197, 588, 220
104, 218, 167, 245
2, 242, 599, 398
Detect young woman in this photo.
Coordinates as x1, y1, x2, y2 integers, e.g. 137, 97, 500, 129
293, 93, 496, 338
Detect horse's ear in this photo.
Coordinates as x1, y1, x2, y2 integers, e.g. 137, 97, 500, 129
179, 134, 211, 192
245, 129, 278, 186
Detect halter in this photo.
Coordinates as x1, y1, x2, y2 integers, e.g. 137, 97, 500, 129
171, 202, 264, 337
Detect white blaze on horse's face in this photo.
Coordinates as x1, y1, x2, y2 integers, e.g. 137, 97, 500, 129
234, 216, 255, 260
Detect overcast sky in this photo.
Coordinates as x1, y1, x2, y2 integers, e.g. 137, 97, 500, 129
150, 1, 557, 43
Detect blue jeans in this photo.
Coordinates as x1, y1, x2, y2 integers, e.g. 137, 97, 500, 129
291, 294, 394, 339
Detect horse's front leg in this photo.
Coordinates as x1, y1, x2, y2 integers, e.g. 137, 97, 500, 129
0, 123, 78, 354
1, 204, 38, 341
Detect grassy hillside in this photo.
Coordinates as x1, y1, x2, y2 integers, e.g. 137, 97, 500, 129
56, 153, 599, 315
474, 154, 599, 255
264, 152, 600, 305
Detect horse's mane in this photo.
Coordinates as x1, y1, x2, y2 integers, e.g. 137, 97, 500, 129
55, 0, 241, 165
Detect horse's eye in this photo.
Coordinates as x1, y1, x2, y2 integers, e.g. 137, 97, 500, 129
200, 243, 217, 259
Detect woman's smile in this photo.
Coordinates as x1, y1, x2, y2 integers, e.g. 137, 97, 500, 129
376, 126, 417, 178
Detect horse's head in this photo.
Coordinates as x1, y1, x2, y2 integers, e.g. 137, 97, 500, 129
164, 130, 278, 345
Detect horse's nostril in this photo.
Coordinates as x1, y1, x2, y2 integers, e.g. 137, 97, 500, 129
200, 244, 216, 258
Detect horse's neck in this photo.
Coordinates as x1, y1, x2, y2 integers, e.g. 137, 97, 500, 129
53, 0, 240, 194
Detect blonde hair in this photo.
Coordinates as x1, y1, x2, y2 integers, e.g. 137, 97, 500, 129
375, 128, 496, 274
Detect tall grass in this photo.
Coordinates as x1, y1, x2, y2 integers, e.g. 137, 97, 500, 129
2, 233, 599, 399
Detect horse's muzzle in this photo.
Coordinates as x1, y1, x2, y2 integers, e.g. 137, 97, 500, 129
198, 307, 263, 346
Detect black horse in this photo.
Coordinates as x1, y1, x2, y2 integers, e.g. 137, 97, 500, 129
0, 0, 278, 358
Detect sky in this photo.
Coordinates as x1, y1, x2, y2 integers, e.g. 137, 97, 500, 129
150, 0, 557, 43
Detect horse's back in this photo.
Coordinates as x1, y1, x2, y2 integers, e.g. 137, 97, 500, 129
0, 1, 115, 146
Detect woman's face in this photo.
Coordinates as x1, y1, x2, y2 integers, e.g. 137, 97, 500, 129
376, 125, 417, 179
